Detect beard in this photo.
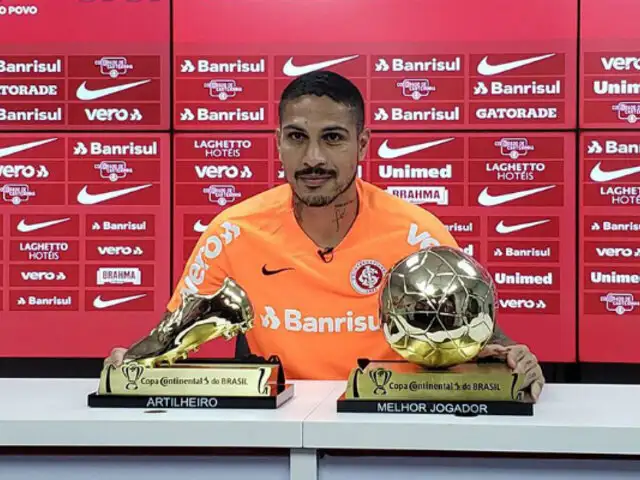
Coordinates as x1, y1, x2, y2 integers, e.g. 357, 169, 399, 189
293, 167, 358, 207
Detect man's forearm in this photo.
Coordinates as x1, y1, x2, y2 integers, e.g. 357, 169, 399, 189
490, 324, 517, 346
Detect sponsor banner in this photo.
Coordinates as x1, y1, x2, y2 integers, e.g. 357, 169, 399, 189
9, 263, 80, 287
173, 0, 576, 130
580, 132, 640, 362
584, 291, 640, 316
85, 290, 155, 313
488, 240, 560, 263
370, 132, 575, 362
175, 161, 270, 183
0, 133, 170, 358
581, 0, 640, 128
584, 215, 640, 238
438, 216, 481, 238
583, 241, 640, 264
0, 0, 169, 130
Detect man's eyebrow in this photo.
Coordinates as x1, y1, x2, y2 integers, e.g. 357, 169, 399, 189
281, 124, 350, 134
322, 125, 350, 134
282, 124, 306, 131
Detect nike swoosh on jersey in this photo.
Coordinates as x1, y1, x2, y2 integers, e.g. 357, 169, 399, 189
476, 53, 556, 76
495, 219, 550, 234
477, 185, 556, 206
76, 79, 151, 101
377, 137, 455, 159
589, 161, 640, 182
193, 220, 208, 233
0, 137, 58, 159
93, 294, 146, 309
262, 265, 294, 276
17, 217, 71, 233
77, 184, 152, 205
282, 55, 359, 76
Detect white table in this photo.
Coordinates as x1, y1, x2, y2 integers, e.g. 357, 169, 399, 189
303, 382, 640, 480
0, 378, 341, 480
3, 379, 640, 480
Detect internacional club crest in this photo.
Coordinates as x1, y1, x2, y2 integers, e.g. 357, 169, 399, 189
350, 259, 387, 295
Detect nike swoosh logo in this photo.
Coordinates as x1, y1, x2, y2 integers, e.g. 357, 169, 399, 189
0, 138, 58, 158
17, 217, 70, 233
93, 294, 146, 309
76, 79, 151, 101
282, 55, 359, 76
478, 185, 556, 206
377, 137, 455, 159
193, 220, 208, 233
495, 219, 550, 234
262, 265, 294, 276
77, 184, 152, 205
477, 53, 555, 76
590, 161, 640, 182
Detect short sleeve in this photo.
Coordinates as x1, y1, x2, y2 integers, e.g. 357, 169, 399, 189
166, 216, 240, 312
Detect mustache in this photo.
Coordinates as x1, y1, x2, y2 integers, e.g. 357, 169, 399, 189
295, 167, 337, 178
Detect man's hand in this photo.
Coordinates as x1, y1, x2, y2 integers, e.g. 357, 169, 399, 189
477, 343, 545, 402
104, 347, 128, 368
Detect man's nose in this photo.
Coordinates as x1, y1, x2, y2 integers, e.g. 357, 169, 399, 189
303, 142, 326, 167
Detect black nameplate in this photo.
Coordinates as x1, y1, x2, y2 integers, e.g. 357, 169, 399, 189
337, 398, 533, 416
87, 384, 294, 410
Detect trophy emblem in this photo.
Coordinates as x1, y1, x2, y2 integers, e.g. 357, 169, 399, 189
88, 277, 294, 410
368, 368, 392, 395
121, 363, 144, 390
339, 246, 533, 417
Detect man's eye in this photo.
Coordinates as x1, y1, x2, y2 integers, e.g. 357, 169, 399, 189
325, 133, 343, 143
288, 132, 305, 141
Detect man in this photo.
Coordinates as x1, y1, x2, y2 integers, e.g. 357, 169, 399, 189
106, 71, 544, 401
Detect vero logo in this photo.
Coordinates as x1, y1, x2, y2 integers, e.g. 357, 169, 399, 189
261, 306, 281, 329
97, 245, 143, 256
180, 222, 241, 296
407, 223, 441, 249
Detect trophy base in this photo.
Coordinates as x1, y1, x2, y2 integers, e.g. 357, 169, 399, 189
88, 355, 294, 409
87, 383, 295, 410
336, 392, 532, 417
340, 358, 534, 416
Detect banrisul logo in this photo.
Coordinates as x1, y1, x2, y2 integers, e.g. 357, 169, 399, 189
260, 306, 379, 333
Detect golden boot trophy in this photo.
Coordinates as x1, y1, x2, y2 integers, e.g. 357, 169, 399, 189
88, 277, 294, 409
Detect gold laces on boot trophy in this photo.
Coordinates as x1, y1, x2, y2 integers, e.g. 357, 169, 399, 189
338, 246, 534, 417
123, 277, 254, 367
89, 277, 294, 410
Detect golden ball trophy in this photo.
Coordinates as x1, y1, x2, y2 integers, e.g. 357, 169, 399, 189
88, 277, 294, 409
338, 246, 533, 416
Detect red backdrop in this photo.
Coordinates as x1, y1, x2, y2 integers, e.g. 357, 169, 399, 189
0, 0, 636, 364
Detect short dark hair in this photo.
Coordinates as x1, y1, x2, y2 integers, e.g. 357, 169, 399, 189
278, 70, 365, 133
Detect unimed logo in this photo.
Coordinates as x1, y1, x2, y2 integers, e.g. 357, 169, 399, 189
260, 306, 379, 333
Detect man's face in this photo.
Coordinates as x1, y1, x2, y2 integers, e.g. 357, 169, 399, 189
276, 95, 369, 207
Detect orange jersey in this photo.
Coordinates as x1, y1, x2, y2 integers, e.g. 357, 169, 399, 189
167, 178, 459, 380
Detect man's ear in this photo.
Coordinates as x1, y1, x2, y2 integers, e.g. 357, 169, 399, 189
358, 128, 371, 161
275, 127, 281, 152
